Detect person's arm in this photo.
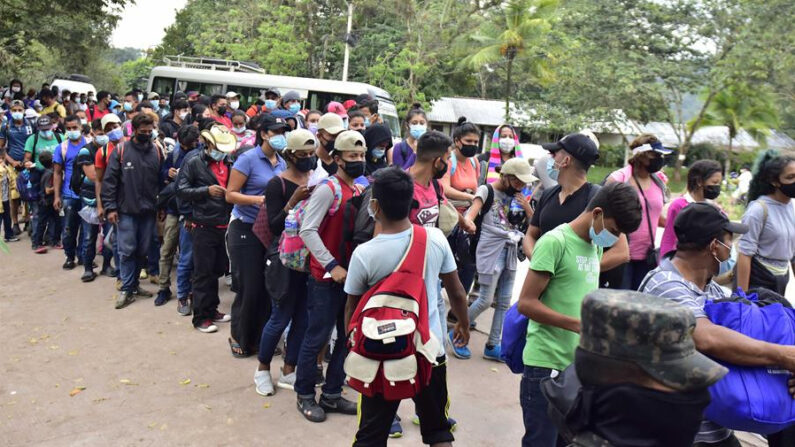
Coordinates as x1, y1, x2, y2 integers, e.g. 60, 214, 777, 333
225, 168, 264, 206
736, 202, 764, 291
266, 178, 290, 235
600, 234, 630, 271
522, 225, 541, 262
298, 183, 342, 279
53, 162, 63, 210
517, 268, 580, 333
100, 150, 121, 217
736, 252, 752, 292
440, 172, 475, 202
345, 294, 362, 331
441, 271, 470, 346
176, 158, 210, 202
81, 163, 97, 182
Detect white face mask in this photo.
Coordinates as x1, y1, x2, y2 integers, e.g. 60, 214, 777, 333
499, 137, 515, 154
230, 101, 240, 110
178, 111, 189, 120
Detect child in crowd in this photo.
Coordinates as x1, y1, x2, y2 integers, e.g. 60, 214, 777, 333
0, 150, 20, 242
32, 151, 56, 252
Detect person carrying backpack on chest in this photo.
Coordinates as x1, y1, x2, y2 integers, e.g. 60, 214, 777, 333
344, 167, 471, 446
294, 130, 366, 422
53, 114, 88, 270
73, 119, 108, 282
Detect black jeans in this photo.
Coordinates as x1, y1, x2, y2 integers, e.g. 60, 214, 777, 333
191, 225, 227, 326
228, 219, 269, 353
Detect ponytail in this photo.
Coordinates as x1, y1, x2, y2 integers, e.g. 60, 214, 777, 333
451, 116, 481, 141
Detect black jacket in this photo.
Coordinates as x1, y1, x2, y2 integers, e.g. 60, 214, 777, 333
101, 140, 162, 215
159, 114, 180, 140
176, 151, 232, 226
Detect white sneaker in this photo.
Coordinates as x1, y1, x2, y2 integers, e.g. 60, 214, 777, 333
254, 369, 275, 396
277, 369, 296, 391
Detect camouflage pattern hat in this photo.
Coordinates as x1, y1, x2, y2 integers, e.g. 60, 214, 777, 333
579, 289, 727, 392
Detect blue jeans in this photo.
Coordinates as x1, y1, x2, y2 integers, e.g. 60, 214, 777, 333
258, 270, 309, 367
61, 197, 83, 261
295, 278, 348, 399
0, 200, 12, 240
147, 223, 160, 275
117, 213, 155, 292
520, 366, 558, 447
81, 218, 100, 272
176, 224, 193, 299
469, 247, 515, 347
622, 260, 654, 291
457, 259, 477, 294
33, 202, 57, 247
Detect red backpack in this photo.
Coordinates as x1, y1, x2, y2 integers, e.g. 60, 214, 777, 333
343, 225, 441, 401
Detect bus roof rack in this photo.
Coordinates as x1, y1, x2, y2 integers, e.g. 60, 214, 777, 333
162, 55, 265, 74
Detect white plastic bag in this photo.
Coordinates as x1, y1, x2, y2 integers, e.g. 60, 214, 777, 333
78, 206, 101, 225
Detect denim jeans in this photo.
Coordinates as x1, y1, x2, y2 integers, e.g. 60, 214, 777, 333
81, 218, 100, 272
62, 197, 83, 261
0, 200, 12, 240
117, 212, 155, 292
27, 201, 40, 246
469, 247, 515, 347
622, 259, 654, 291
146, 223, 160, 275
294, 278, 347, 399
176, 224, 193, 299
258, 270, 309, 367
520, 366, 558, 447
33, 202, 57, 247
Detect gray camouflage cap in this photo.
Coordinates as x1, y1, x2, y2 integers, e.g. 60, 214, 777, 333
579, 289, 727, 392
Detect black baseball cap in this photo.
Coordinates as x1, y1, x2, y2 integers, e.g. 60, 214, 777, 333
258, 113, 290, 132
542, 133, 600, 166
674, 203, 748, 245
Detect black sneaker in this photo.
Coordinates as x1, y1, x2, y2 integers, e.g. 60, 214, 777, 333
132, 286, 153, 298
76, 258, 83, 266
319, 395, 357, 415
62, 259, 76, 270
297, 397, 326, 423
100, 266, 116, 277
177, 298, 192, 316
154, 288, 172, 306
12, 224, 21, 236
115, 291, 135, 309
315, 364, 325, 387
80, 271, 97, 282
5, 236, 20, 242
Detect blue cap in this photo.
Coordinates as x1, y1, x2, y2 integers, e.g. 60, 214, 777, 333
109, 100, 121, 110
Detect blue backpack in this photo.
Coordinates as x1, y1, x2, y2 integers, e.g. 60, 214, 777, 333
16, 169, 40, 202
500, 302, 529, 374
703, 294, 795, 434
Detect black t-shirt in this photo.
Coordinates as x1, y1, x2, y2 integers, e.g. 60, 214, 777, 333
75, 143, 99, 200
264, 176, 299, 238
531, 182, 600, 235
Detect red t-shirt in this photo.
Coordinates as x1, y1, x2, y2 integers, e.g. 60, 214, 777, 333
209, 159, 229, 188
94, 141, 119, 170
212, 115, 233, 129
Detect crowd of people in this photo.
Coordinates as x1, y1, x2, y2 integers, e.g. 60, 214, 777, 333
2, 77, 795, 446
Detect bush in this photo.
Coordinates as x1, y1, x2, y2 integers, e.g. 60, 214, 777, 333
596, 144, 626, 168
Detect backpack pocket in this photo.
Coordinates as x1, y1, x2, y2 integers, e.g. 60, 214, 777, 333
344, 351, 381, 385
382, 356, 417, 384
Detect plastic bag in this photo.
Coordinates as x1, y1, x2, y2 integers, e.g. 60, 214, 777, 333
78, 206, 100, 225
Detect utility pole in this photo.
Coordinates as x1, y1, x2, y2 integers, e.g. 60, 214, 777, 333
342, 1, 353, 82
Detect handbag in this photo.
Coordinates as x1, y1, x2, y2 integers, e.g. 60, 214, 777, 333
264, 240, 291, 307
252, 177, 285, 248
633, 173, 659, 268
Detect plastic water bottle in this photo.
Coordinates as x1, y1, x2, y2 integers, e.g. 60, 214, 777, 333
284, 210, 298, 236
508, 197, 525, 227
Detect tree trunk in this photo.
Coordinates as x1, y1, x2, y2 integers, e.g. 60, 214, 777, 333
505, 56, 513, 121
725, 130, 734, 177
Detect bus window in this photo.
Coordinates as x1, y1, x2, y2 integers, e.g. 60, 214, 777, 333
152, 77, 176, 99
382, 114, 402, 139
179, 81, 223, 97
308, 91, 354, 112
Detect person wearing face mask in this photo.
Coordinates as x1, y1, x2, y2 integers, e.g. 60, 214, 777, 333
363, 123, 392, 177
441, 118, 482, 214
119, 91, 138, 122
347, 111, 366, 133
606, 134, 672, 290
225, 114, 289, 358
543, 289, 729, 447
87, 91, 112, 122
389, 103, 427, 170
101, 113, 163, 309
660, 160, 724, 258
247, 88, 281, 118
736, 151, 795, 296
641, 202, 795, 447
294, 130, 366, 422
452, 158, 537, 361
176, 125, 236, 333
225, 91, 241, 115
478, 124, 524, 185
516, 182, 642, 446
1, 100, 34, 236
93, 114, 124, 224
209, 95, 232, 128
39, 88, 66, 119
304, 110, 322, 135
228, 110, 255, 150
314, 112, 346, 177
253, 129, 316, 396
52, 114, 88, 270
281, 90, 303, 116
159, 99, 191, 140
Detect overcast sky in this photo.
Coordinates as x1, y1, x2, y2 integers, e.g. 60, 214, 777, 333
111, 0, 188, 49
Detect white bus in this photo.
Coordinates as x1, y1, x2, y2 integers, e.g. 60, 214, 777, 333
147, 56, 402, 137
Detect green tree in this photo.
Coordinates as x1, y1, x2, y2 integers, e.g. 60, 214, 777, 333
465, 0, 558, 120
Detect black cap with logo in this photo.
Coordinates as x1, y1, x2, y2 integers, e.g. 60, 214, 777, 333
542, 133, 600, 167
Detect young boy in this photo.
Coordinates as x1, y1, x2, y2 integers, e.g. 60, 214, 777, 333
345, 167, 470, 446
517, 182, 642, 446
33, 151, 57, 252
0, 150, 19, 242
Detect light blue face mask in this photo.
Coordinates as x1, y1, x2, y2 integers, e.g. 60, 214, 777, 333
269, 134, 287, 151
589, 213, 619, 248
66, 130, 82, 141
123, 102, 133, 112
409, 124, 426, 140
265, 99, 277, 110
94, 135, 109, 146
371, 148, 386, 159
208, 149, 226, 161
546, 157, 560, 182
715, 240, 735, 275
364, 118, 370, 128
11, 112, 24, 121
151, 129, 159, 140
40, 130, 54, 139
289, 102, 301, 113
107, 128, 123, 142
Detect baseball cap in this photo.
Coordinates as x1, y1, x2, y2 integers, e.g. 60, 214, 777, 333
342, 99, 357, 110
674, 202, 748, 246
286, 129, 317, 152
148, 92, 160, 100
327, 101, 348, 119
263, 87, 280, 98
109, 100, 121, 110
10, 100, 24, 108
258, 113, 290, 132
24, 109, 39, 120
500, 158, 538, 184
201, 125, 237, 153
187, 91, 200, 99
37, 115, 53, 130
542, 133, 600, 167
225, 91, 240, 99
317, 113, 345, 135
631, 140, 673, 156
101, 113, 122, 129
579, 289, 728, 392
333, 130, 366, 153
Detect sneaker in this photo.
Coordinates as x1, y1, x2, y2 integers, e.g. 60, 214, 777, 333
132, 286, 153, 297
254, 369, 275, 396
12, 224, 21, 236
76, 258, 83, 266
101, 267, 118, 278
389, 416, 403, 438
277, 368, 296, 391
115, 279, 122, 291
315, 364, 325, 387
177, 298, 192, 316
483, 345, 504, 362
213, 311, 231, 323
224, 273, 232, 286
34, 246, 48, 254
5, 237, 20, 242
80, 271, 97, 282
148, 274, 159, 285
195, 320, 218, 333
154, 288, 172, 306
319, 394, 357, 415
297, 397, 326, 423
448, 330, 471, 359
54, 243, 63, 250
115, 291, 135, 309
139, 270, 148, 279
62, 259, 76, 270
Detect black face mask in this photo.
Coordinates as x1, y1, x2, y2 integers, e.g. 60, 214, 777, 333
324, 137, 336, 153
779, 181, 795, 198
460, 144, 478, 158
217, 106, 227, 116
341, 160, 365, 179
134, 133, 151, 144
646, 156, 665, 173
322, 159, 338, 175
294, 157, 315, 173
574, 383, 710, 447
433, 157, 448, 179
703, 184, 721, 200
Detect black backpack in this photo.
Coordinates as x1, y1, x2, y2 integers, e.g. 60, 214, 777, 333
68, 143, 94, 196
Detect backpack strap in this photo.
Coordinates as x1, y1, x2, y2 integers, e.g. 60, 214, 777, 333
60, 140, 69, 164
450, 155, 458, 177
396, 225, 428, 278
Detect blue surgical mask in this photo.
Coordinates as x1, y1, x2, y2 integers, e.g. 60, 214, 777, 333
308, 123, 318, 135
107, 128, 123, 142
233, 126, 247, 134
208, 149, 226, 161
715, 240, 734, 275
40, 130, 54, 139
269, 134, 287, 151
94, 135, 109, 146
409, 124, 426, 140
364, 118, 370, 128
371, 148, 386, 159
546, 157, 560, 182
289, 102, 301, 113
11, 112, 23, 121
123, 102, 133, 112
265, 99, 277, 110
151, 102, 159, 112
151, 129, 159, 140
66, 130, 82, 141
589, 214, 619, 248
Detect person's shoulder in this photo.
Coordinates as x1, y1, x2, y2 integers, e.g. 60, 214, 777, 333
425, 227, 449, 249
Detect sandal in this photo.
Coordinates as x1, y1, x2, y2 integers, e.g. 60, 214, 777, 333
228, 337, 249, 358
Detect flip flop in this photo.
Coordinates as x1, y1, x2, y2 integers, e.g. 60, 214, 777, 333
228, 337, 249, 358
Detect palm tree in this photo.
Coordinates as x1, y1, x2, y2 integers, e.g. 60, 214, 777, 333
466, 0, 558, 120
693, 85, 779, 174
